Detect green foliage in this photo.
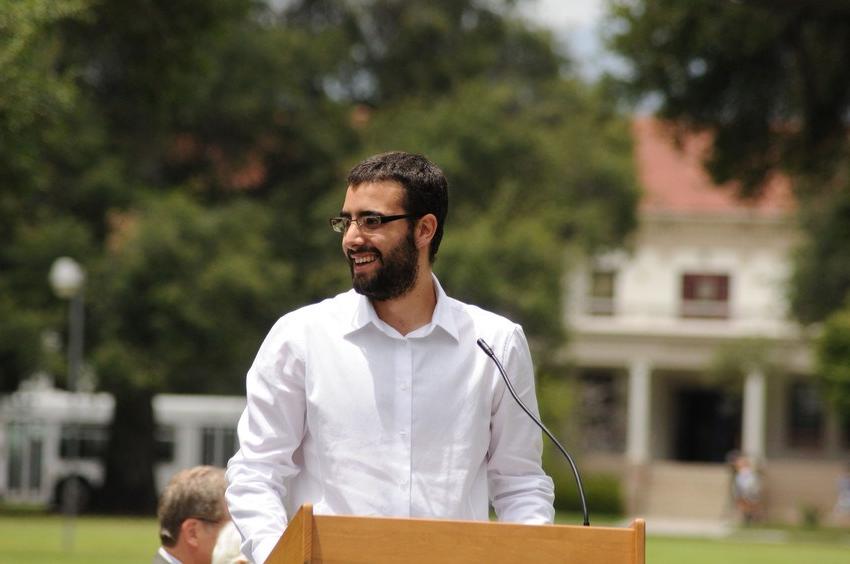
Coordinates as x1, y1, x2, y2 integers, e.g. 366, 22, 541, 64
92, 194, 295, 395
0, 296, 44, 393
815, 305, 850, 421
0, 1, 87, 138
608, 0, 850, 192
361, 1, 561, 103
440, 213, 566, 341
791, 185, 850, 324
550, 468, 623, 515
535, 375, 625, 515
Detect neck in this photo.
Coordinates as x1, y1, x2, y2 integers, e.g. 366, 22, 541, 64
163, 545, 187, 563
372, 265, 436, 336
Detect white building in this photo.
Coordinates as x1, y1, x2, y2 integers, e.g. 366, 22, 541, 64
566, 118, 848, 524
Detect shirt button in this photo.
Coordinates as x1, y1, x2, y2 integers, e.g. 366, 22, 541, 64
400, 431, 408, 438
400, 383, 409, 391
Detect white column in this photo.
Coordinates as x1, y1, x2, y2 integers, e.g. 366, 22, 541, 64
626, 359, 652, 464
742, 368, 766, 461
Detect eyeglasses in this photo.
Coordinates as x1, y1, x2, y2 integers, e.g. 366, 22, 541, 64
329, 214, 419, 233
188, 516, 226, 526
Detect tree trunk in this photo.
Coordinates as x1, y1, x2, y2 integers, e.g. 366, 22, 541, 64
97, 388, 158, 514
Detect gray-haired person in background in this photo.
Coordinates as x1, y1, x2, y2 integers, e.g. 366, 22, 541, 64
154, 466, 231, 564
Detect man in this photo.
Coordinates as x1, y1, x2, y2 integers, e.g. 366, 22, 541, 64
155, 466, 230, 564
226, 151, 555, 563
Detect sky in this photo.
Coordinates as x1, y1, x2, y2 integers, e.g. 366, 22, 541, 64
519, 0, 619, 80
522, 0, 605, 31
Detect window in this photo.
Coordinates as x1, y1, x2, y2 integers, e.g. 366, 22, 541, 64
60, 423, 108, 460
201, 426, 238, 468
578, 371, 624, 452
681, 273, 730, 318
7, 422, 44, 493
587, 270, 616, 315
60, 423, 174, 462
155, 426, 175, 462
787, 380, 824, 449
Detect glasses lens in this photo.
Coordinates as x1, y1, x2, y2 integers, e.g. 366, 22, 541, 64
330, 217, 347, 232
361, 216, 383, 229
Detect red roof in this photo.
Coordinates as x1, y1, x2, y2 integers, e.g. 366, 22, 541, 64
633, 118, 795, 217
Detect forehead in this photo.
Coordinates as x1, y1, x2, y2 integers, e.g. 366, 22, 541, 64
342, 180, 405, 213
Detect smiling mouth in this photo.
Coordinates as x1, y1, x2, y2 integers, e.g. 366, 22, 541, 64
353, 255, 377, 265
348, 248, 381, 271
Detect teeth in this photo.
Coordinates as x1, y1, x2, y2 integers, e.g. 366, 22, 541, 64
354, 255, 376, 265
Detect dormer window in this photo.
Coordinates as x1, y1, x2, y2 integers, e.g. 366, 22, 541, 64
680, 273, 730, 318
588, 269, 616, 315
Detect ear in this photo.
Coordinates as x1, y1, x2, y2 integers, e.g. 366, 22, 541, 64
180, 518, 202, 548
415, 214, 437, 251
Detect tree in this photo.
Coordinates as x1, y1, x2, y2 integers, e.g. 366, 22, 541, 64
608, 0, 850, 193
816, 306, 850, 426
0, 0, 102, 392
791, 187, 850, 323
0, 0, 347, 511
92, 195, 296, 511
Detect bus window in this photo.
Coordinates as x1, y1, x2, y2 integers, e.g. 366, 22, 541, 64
7, 422, 44, 494
201, 426, 238, 467
155, 425, 175, 462
59, 423, 108, 460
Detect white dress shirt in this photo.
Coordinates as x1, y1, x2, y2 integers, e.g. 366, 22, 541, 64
156, 546, 183, 564
226, 276, 555, 563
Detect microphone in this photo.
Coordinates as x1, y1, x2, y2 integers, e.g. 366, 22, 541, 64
477, 338, 590, 527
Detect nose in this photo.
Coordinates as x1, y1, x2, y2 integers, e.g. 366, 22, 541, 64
342, 220, 365, 250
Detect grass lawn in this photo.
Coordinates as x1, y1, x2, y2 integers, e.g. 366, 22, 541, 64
649, 535, 850, 564
1, 512, 849, 563
0, 514, 157, 563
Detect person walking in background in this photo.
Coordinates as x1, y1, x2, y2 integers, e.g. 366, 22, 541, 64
154, 466, 230, 564
833, 460, 850, 525
732, 455, 762, 525
226, 151, 555, 563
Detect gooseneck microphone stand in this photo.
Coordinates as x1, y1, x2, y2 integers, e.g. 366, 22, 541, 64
477, 338, 590, 527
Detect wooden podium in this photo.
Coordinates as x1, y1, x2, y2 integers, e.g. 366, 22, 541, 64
266, 505, 645, 563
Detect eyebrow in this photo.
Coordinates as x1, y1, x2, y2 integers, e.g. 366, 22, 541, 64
338, 210, 384, 218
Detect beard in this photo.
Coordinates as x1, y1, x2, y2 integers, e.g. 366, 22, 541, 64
349, 230, 419, 301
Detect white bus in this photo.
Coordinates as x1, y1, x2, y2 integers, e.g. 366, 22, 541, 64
0, 381, 245, 511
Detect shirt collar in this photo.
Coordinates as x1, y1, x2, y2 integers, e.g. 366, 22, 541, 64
158, 546, 182, 564
346, 274, 459, 342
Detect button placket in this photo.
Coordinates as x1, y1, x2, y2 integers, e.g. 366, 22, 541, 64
400, 340, 413, 504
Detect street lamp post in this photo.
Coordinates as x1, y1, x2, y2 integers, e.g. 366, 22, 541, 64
49, 257, 86, 393
48, 256, 86, 551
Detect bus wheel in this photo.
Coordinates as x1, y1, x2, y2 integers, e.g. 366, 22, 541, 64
55, 476, 92, 514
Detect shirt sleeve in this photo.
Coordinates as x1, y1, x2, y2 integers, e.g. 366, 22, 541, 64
226, 316, 306, 564
487, 325, 556, 524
